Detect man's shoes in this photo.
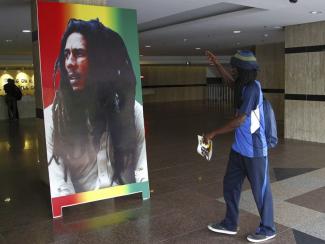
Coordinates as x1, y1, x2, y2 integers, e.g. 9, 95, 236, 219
247, 233, 276, 243
207, 223, 237, 235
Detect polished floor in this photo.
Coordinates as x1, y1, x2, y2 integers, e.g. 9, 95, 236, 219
0, 101, 325, 243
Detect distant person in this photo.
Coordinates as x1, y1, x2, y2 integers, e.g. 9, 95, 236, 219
204, 50, 276, 243
4, 78, 22, 120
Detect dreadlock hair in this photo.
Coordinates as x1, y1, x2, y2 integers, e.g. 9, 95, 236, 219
52, 18, 137, 186
234, 67, 258, 109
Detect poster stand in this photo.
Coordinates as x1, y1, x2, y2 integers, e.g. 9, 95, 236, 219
33, 1, 151, 219
52, 182, 150, 218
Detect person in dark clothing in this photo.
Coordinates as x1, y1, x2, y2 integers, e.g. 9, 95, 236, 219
204, 50, 276, 243
4, 78, 21, 120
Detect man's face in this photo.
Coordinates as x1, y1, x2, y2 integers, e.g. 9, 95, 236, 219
64, 32, 89, 91
230, 66, 238, 80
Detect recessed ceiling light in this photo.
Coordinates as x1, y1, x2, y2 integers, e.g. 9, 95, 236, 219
145, 45, 151, 48
5, 40, 12, 42
22, 30, 31, 33
233, 30, 241, 34
195, 47, 201, 50
310, 11, 322, 14
183, 38, 188, 42
264, 33, 269, 37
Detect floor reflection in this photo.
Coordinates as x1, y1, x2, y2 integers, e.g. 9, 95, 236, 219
0, 120, 37, 153
53, 202, 151, 235
0, 102, 324, 243
8, 121, 24, 152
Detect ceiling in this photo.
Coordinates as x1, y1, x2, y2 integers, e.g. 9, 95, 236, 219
1, 0, 325, 60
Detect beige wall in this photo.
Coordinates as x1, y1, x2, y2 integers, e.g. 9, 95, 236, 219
285, 21, 325, 143
256, 42, 285, 121
285, 22, 325, 48
141, 65, 207, 103
286, 52, 325, 95
285, 100, 325, 143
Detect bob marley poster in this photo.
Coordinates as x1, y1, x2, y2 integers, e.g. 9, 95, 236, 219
37, 1, 149, 218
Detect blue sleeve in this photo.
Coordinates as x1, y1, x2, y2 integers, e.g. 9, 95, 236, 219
238, 84, 259, 116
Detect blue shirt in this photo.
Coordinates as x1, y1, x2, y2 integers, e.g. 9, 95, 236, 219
232, 80, 267, 158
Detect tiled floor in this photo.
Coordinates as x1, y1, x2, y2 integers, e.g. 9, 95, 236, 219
0, 101, 325, 243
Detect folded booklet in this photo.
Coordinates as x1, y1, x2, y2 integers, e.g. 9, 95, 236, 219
197, 135, 213, 161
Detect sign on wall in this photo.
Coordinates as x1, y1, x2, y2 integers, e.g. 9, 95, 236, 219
37, 1, 150, 218
0, 71, 35, 96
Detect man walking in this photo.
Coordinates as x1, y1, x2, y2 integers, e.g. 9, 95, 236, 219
4, 78, 21, 120
205, 50, 276, 243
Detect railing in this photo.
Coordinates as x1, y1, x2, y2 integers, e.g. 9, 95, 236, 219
207, 78, 234, 105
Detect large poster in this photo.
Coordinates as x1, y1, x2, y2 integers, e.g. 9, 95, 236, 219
37, 1, 150, 218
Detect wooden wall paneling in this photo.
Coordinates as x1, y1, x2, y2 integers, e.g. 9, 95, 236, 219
285, 22, 325, 48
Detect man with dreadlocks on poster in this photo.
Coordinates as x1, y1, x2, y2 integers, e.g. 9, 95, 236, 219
204, 50, 276, 243
44, 19, 148, 197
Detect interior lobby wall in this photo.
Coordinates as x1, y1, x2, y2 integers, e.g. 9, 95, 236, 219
285, 21, 325, 143
256, 42, 285, 121
141, 65, 207, 103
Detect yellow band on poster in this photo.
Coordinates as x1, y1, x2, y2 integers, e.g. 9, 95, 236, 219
70, 3, 118, 32
78, 182, 150, 202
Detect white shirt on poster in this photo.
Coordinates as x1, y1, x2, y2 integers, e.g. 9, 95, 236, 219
44, 101, 148, 198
